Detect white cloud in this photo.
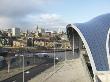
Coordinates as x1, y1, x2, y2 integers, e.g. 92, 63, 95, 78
0, 16, 13, 29
39, 14, 61, 22
0, 0, 67, 31
37, 13, 68, 29
0, 0, 52, 30
0, 0, 50, 17
13, 13, 68, 30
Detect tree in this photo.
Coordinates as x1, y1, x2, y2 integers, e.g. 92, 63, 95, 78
38, 33, 42, 37
27, 38, 33, 47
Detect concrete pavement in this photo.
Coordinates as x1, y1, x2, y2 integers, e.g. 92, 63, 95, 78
29, 57, 93, 82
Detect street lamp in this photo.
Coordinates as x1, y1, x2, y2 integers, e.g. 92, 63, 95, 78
65, 42, 67, 62
21, 45, 25, 82
7, 55, 11, 73
54, 41, 56, 71
15, 54, 24, 82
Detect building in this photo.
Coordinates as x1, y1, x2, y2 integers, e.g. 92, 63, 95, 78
36, 26, 45, 33
66, 14, 110, 82
11, 28, 20, 37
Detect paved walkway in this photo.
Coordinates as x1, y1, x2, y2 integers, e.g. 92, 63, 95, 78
29, 57, 93, 82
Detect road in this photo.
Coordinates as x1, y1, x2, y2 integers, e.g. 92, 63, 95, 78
1, 59, 54, 82
1, 51, 81, 82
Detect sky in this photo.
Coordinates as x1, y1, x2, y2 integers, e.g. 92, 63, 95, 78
0, 0, 110, 31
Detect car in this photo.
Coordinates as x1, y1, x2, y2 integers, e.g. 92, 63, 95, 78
44, 54, 49, 58
25, 71, 30, 74
55, 57, 59, 60
37, 53, 49, 58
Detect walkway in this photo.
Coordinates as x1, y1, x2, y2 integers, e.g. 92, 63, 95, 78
29, 57, 93, 82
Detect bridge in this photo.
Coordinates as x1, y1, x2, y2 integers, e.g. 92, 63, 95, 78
29, 14, 110, 82
29, 51, 93, 82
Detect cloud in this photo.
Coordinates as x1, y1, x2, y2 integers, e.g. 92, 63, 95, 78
37, 13, 68, 29
20, 13, 68, 31
39, 14, 60, 22
0, 0, 51, 29
0, 0, 50, 17
0, 0, 67, 31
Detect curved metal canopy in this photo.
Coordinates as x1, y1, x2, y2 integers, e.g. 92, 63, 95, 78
67, 14, 110, 71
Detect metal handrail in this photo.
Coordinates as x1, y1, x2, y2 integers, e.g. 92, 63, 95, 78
80, 53, 94, 82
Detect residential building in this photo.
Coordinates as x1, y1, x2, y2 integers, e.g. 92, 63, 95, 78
12, 28, 20, 37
